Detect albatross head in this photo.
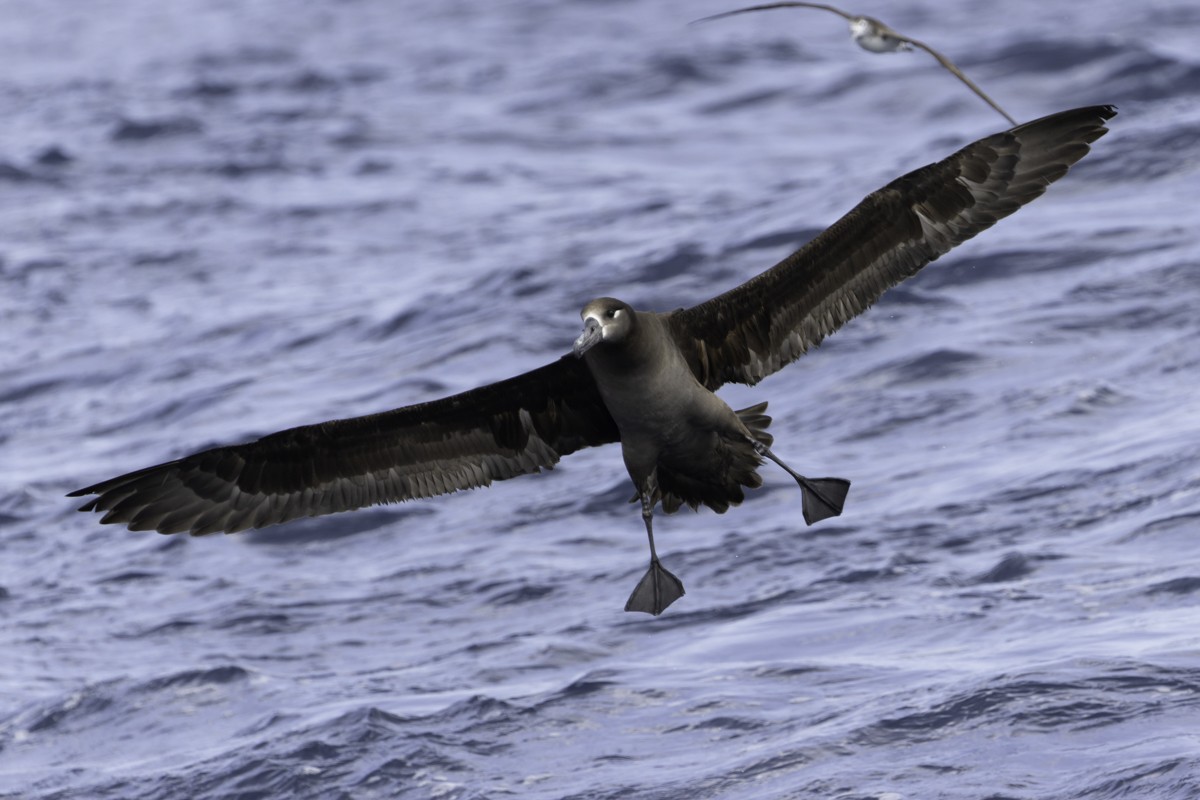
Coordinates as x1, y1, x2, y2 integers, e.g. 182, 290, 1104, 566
573, 297, 634, 357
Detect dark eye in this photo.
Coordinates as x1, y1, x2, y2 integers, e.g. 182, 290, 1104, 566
605, 309, 616, 319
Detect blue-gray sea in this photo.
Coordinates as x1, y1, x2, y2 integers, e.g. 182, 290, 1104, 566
3, 1, 1199, 798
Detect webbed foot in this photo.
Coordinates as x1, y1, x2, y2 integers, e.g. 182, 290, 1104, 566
624, 558, 685, 616
798, 476, 851, 525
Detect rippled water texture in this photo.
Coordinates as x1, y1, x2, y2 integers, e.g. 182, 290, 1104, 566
3, 1, 1200, 798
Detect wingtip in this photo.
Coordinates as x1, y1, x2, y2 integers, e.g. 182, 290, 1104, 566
689, 11, 733, 26
1012, 104, 1118, 133
1081, 103, 1119, 127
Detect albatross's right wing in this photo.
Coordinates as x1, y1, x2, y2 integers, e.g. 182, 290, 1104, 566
671, 105, 1116, 391
69, 355, 619, 535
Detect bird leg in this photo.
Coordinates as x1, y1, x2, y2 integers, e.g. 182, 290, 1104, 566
624, 488, 685, 616
752, 440, 851, 525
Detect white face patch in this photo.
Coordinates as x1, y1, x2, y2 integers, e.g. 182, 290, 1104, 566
600, 307, 627, 339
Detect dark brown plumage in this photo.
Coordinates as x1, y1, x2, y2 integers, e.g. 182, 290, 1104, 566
71, 105, 1116, 614
671, 104, 1109, 388
71, 357, 618, 536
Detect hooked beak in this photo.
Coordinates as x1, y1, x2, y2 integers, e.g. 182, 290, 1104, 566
573, 318, 602, 357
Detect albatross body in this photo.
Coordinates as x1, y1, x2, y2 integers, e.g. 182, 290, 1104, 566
70, 105, 1115, 615
573, 300, 849, 612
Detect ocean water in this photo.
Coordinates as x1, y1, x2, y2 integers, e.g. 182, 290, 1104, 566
2, 0, 1200, 797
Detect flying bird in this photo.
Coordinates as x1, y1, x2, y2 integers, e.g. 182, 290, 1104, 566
694, 2, 1018, 126
70, 105, 1114, 615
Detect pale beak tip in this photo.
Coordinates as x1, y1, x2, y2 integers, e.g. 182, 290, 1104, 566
573, 319, 602, 357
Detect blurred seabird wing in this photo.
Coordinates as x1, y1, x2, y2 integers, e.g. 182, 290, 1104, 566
894, 33, 1017, 125
693, 2, 855, 25
69, 356, 619, 535
670, 105, 1116, 390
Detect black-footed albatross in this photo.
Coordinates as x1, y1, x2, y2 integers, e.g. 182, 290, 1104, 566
70, 105, 1115, 615
694, 2, 1018, 126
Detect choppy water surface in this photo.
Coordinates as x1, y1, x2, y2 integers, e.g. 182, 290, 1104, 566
3, 1, 1200, 797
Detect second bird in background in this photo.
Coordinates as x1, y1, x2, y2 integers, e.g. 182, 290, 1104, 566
694, 2, 1018, 126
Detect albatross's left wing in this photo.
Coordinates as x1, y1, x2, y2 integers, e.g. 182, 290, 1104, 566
693, 2, 856, 24
670, 105, 1115, 391
69, 355, 618, 535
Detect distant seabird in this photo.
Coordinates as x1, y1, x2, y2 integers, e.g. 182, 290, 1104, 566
694, 2, 1018, 126
70, 105, 1114, 615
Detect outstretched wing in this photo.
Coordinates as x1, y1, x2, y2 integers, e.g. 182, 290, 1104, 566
671, 105, 1115, 390
692, 2, 855, 25
69, 355, 619, 535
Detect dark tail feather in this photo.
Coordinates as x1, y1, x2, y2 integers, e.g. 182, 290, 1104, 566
736, 401, 773, 448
